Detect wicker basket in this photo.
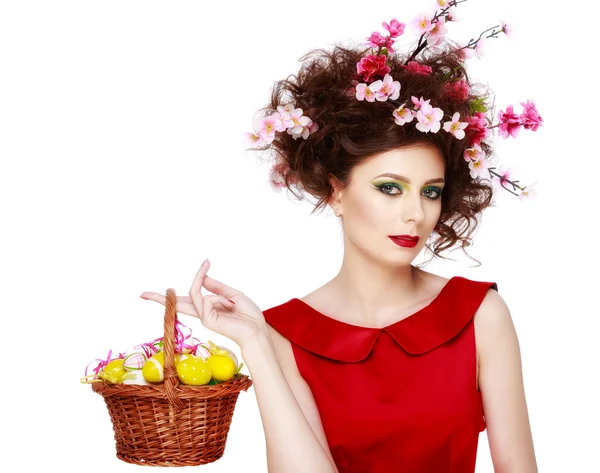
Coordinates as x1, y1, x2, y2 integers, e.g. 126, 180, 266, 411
91, 288, 253, 466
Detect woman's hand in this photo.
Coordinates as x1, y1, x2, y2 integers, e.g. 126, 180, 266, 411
139, 259, 269, 349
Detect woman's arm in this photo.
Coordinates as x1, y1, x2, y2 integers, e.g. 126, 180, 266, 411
242, 326, 339, 473
474, 288, 538, 473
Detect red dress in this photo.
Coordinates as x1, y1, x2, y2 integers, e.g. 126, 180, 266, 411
262, 275, 498, 473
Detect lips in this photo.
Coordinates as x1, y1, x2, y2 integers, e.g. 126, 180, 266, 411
389, 235, 419, 241
389, 235, 419, 248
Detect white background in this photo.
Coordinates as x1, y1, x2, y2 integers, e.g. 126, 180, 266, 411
1, 0, 598, 472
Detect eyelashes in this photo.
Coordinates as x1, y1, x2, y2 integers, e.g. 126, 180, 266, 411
375, 183, 442, 200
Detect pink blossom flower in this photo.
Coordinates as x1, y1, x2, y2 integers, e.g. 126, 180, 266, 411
411, 96, 431, 110
520, 100, 543, 131
403, 61, 433, 75
443, 112, 468, 139
468, 155, 490, 179
268, 159, 289, 192
416, 103, 444, 133
465, 112, 490, 145
393, 104, 415, 125
498, 104, 522, 138
475, 37, 486, 57
287, 114, 318, 140
365, 32, 396, 53
491, 164, 514, 192
355, 82, 378, 102
276, 104, 297, 129
500, 20, 512, 38
442, 80, 470, 102
243, 131, 265, 148
383, 19, 406, 38
518, 180, 538, 201
259, 113, 284, 144
459, 47, 475, 60
410, 13, 435, 35
357, 54, 390, 82
426, 17, 448, 46
464, 144, 485, 162
369, 73, 401, 101
446, 6, 461, 22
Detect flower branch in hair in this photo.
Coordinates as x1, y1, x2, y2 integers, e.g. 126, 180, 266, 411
459, 22, 509, 58
245, 0, 543, 201
243, 103, 319, 149
405, 0, 467, 64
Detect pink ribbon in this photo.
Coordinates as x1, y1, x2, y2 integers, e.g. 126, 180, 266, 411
83, 320, 209, 382
84, 349, 126, 379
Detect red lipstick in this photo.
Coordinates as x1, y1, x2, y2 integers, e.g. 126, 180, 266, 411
389, 235, 419, 248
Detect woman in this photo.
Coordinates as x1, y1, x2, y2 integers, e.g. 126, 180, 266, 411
140, 3, 540, 472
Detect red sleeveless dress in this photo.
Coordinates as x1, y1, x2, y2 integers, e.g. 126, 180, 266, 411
262, 275, 498, 473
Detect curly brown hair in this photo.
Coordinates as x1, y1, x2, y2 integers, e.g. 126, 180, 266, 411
246, 42, 498, 266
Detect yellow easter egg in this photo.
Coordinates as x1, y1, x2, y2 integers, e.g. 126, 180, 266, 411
176, 355, 212, 386
142, 351, 165, 383
205, 341, 240, 366
215, 345, 239, 368
101, 358, 127, 384
207, 354, 237, 382
175, 353, 192, 366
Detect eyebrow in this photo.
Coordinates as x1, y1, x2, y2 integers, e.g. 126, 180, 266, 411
373, 173, 445, 185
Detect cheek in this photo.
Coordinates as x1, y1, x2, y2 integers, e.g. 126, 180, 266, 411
352, 193, 383, 227
427, 202, 442, 228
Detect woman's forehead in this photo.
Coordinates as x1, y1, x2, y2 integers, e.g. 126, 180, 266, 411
355, 145, 445, 178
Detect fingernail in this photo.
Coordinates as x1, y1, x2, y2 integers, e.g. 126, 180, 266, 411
228, 299, 235, 304
140, 295, 149, 300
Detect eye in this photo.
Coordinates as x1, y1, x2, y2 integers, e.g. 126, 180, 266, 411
376, 183, 443, 200
423, 187, 442, 199
378, 183, 402, 196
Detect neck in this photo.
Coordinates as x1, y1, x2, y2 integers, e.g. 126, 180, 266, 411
328, 248, 425, 326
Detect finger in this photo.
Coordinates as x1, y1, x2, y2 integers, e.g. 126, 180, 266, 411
190, 259, 210, 296
139, 292, 189, 306
204, 294, 235, 310
202, 274, 243, 300
189, 260, 210, 317
140, 292, 166, 304
201, 294, 234, 328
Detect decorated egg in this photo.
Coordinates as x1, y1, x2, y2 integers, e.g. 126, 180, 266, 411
142, 351, 165, 383
205, 340, 239, 367
175, 353, 193, 365
100, 358, 127, 383
207, 354, 237, 382
177, 336, 202, 355
122, 351, 147, 371
121, 369, 151, 385
195, 343, 211, 360
176, 355, 212, 385
215, 345, 238, 368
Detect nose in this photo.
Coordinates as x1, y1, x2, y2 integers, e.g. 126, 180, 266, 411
401, 192, 425, 225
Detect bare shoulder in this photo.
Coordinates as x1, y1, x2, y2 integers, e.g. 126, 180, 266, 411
473, 286, 518, 378
473, 286, 514, 341
471, 287, 538, 470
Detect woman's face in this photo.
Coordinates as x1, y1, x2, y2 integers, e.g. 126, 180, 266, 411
331, 143, 446, 264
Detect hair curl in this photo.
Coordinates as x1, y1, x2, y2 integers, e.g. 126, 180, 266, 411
246, 41, 498, 266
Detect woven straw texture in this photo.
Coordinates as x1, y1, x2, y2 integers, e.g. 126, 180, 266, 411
92, 288, 253, 466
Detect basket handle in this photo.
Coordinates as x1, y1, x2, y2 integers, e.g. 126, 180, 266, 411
163, 288, 185, 411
